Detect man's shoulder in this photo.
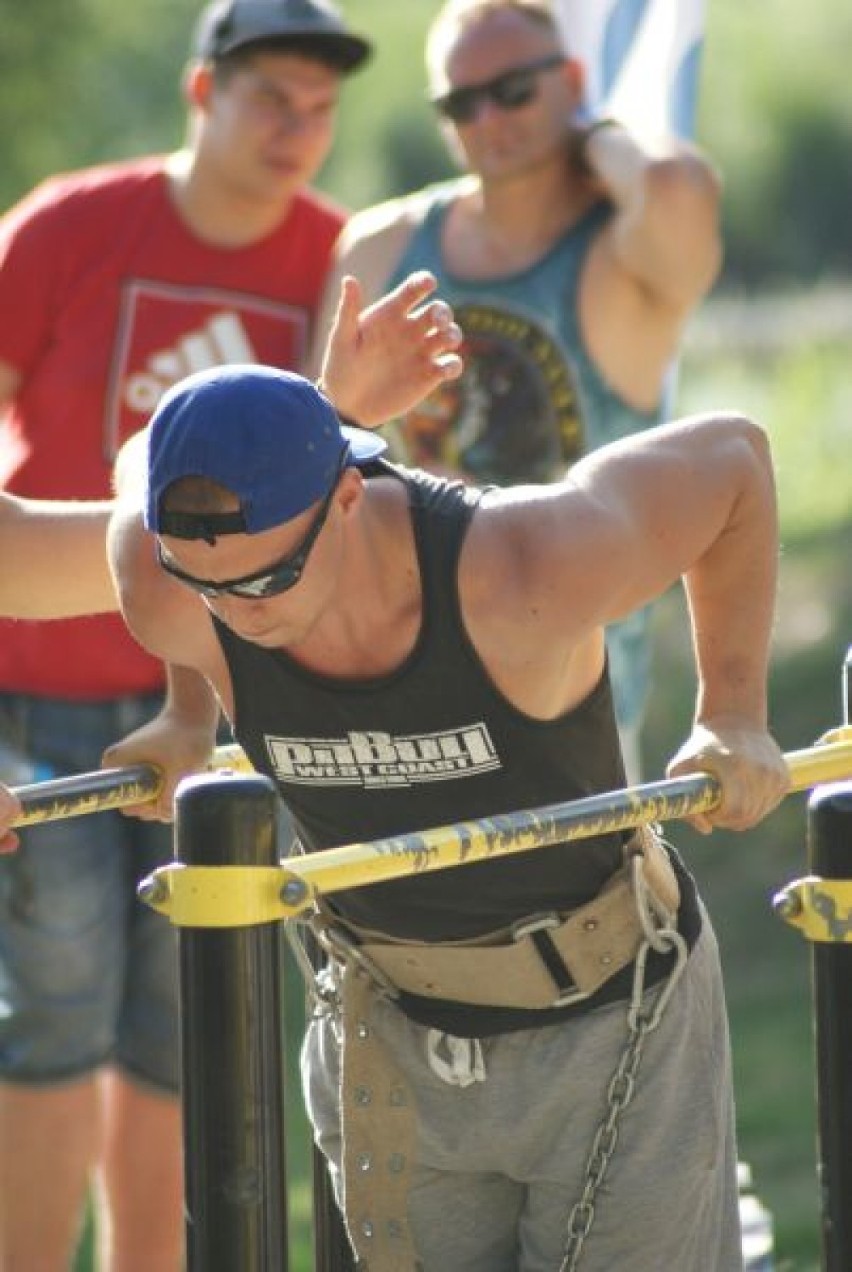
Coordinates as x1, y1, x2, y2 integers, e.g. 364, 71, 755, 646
341, 177, 471, 250
8, 155, 166, 227
290, 185, 348, 235
331, 178, 472, 293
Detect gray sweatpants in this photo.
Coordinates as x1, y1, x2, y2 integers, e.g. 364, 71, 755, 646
301, 920, 743, 1272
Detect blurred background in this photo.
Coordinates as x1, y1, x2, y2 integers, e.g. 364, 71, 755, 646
1, 1, 850, 1268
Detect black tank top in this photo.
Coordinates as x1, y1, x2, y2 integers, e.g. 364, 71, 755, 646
213, 464, 699, 1033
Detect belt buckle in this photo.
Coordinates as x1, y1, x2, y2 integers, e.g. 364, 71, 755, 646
319, 923, 400, 1000
628, 853, 677, 954
510, 912, 592, 1009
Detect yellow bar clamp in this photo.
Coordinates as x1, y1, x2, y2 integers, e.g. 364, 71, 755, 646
139, 865, 292, 928
773, 877, 852, 944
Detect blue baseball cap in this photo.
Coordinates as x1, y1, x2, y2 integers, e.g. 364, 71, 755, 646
144, 365, 386, 540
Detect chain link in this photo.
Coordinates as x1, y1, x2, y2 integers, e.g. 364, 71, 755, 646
558, 926, 688, 1272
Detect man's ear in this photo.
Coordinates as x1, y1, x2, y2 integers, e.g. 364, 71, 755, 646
337, 466, 365, 517
563, 56, 588, 121
183, 62, 215, 114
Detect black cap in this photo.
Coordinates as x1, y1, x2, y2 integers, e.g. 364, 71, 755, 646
194, 0, 373, 73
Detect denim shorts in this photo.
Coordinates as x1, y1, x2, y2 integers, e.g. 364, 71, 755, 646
0, 692, 179, 1092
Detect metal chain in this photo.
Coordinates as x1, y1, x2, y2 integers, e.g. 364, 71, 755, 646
558, 926, 689, 1272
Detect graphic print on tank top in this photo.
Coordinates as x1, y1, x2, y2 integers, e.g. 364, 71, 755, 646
399, 301, 584, 485
266, 721, 501, 789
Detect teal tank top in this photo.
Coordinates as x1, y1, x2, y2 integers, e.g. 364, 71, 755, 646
386, 179, 668, 731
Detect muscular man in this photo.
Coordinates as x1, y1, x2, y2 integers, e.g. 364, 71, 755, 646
108, 363, 787, 1271
309, 0, 722, 778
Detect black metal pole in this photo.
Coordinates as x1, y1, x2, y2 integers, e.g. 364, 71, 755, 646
174, 772, 289, 1271
810, 645, 852, 1272
312, 1150, 355, 1271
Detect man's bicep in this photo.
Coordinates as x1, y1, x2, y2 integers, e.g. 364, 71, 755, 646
550, 415, 761, 622
607, 158, 722, 312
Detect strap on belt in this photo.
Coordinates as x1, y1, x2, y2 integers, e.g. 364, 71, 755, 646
338, 966, 416, 1270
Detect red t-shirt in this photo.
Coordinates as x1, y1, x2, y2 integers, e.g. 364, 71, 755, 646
0, 156, 345, 698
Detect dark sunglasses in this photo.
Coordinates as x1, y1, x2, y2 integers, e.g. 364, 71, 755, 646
431, 54, 564, 125
156, 446, 350, 600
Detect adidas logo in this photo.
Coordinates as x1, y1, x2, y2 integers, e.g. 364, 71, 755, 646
123, 311, 258, 415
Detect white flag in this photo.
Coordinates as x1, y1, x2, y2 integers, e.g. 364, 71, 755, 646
555, 0, 706, 141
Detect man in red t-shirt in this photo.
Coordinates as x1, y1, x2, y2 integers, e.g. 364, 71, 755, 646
0, 2, 373, 1266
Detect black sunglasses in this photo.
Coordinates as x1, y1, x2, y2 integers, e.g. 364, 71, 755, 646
156, 446, 350, 600
431, 54, 564, 125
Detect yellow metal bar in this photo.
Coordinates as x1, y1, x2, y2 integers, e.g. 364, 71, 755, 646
138, 736, 852, 927
10, 733, 852, 927
12, 734, 852, 834
10, 743, 252, 828
783, 734, 852, 790
771, 734, 852, 943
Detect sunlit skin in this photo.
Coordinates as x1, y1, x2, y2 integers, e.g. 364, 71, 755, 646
434, 12, 585, 188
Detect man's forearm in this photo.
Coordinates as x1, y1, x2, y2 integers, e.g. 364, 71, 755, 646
0, 495, 116, 618
163, 664, 221, 746
684, 422, 779, 728
579, 119, 722, 304
579, 119, 651, 213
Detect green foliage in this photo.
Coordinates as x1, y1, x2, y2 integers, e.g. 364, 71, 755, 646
0, 0, 89, 197
678, 338, 852, 540
67, 0, 194, 163
698, 0, 852, 284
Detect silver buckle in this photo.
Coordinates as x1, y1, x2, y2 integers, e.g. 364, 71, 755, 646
628, 853, 674, 954
318, 922, 400, 1000
510, 912, 592, 1008
510, 912, 561, 941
